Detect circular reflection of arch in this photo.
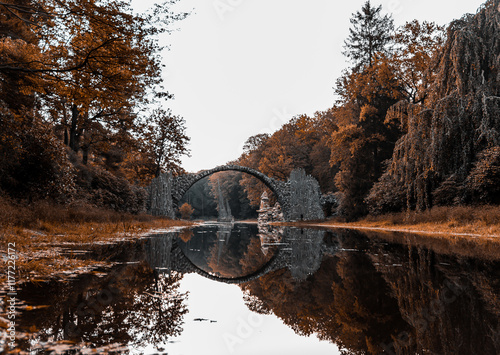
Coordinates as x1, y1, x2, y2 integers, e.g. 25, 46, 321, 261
174, 224, 285, 285
170, 226, 336, 285
175, 246, 285, 285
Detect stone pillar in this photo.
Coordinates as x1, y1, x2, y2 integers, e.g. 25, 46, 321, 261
148, 172, 174, 218
287, 168, 324, 221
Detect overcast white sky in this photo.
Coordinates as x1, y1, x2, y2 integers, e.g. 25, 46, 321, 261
132, 0, 486, 173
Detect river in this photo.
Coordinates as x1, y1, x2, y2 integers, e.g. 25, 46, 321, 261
5, 223, 500, 354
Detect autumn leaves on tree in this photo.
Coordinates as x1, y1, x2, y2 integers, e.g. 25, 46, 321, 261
237, 0, 498, 220
0, 0, 190, 208
1, 0, 498, 219
368, 0, 500, 213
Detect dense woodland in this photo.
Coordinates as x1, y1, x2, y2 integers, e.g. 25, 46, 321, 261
0, 0, 190, 213
0, 0, 498, 220
232, 0, 499, 220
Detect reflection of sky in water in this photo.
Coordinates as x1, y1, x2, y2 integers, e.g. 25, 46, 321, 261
157, 224, 340, 354
150, 273, 339, 355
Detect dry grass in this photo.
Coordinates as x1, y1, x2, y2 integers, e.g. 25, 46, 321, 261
0, 196, 156, 227
314, 205, 500, 237
0, 196, 195, 283
364, 205, 500, 227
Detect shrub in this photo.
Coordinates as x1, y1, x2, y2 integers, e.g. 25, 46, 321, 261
432, 174, 465, 206
72, 161, 147, 214
466, 147, 500, 204
366, 170, 406, 215
179, 203, 194, 220
89, 168, 147, 213
0, 117, 75, 202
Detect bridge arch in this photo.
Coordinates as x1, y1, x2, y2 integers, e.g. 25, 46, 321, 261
172, 164, 288, 214
149, 165, 325, 221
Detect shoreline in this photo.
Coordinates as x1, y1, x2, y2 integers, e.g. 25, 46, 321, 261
3, 210, 500, 284
275, 205, 500, 240
0, 218, 196, 285
274, 221, 499, 239
273, 220, 500, 261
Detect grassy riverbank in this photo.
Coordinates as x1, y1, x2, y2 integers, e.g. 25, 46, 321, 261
315, 205, 500, 238
279, 206, 500, 260
0, 198, 194, 283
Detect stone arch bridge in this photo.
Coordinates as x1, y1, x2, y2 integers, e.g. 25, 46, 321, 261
148, 164, 327, 221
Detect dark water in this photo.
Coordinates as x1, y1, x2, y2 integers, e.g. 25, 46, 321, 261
3, 223, 500, 354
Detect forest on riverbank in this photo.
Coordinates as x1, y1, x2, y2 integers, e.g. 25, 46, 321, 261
225, 0, 499, 220
0, 0, 498, 224
0, 0, 190, 218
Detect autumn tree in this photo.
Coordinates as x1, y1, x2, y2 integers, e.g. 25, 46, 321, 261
0, 0, 44, 108
237, 111, 338, 208
1, 0, 187, 166
258, 129, 307, 180
1, 0, 172, 158
141, 108, 190, 179
238, 134, 273, 207
391, 20, 445, 104
0, 0, 190, 207
367, 1, 500, 213
331, 0, 403, 219
235, 4, 445, 220
44, 0, 169, 162
0, 0, 75, 200
179, 202, 194, 220
0, 0, 39, 176
308, 109, 339, 193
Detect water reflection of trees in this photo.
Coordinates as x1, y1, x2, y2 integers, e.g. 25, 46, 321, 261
371, 244, 500, 355
241, 230, 500, 354
17, 262, 188, 353
241, 234, 407, 354
17, 227, 500, 354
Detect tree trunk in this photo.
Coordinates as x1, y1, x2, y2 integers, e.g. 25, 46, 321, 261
82, 146, 89, 165
69, 104, 79, 152
64, 128, 69, 146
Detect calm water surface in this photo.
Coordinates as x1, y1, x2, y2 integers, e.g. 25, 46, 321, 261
4, 223, 500, 354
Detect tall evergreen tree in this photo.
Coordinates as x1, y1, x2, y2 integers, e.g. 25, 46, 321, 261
342, 1, 394, 71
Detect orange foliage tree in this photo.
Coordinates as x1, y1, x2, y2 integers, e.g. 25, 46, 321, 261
367, 1, 499, 213
179, 202, 194, 220
0, 0, 190, 204
330, 6, 445, 219
237, 110, 338, 208
331, 57, 403, 219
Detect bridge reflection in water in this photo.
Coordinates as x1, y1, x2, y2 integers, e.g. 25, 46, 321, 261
145, 223, 339, 284
11, 224, 500, 355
